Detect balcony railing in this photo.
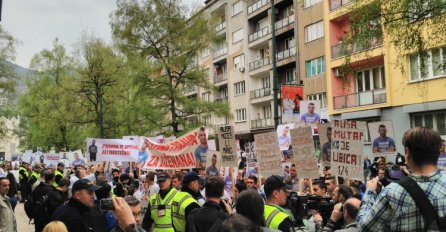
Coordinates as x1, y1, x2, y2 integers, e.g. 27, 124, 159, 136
248, 27, 269, 43
276, 47, 296, 61
331, 38, 383, 59
213, 47, 227, 58
213, 73, 227, 83
330, 0, 350, 11
214, 96, 228, 102
248, 0, 269, 15
251, 118, 274, 129
249, 57, 270, 71
250, 87, 271, 99
276, 14, 295, 30
215, 21, 226, 32
333, 88, 387, 110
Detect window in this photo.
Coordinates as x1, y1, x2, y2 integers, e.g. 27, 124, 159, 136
285, 68, 296, 83
263, 105, 272, 118
232, 28, 244, 44
232, 1, 243, 16
411, 111, 446, 135
304, 21, 324, 43
201, 115, 211, 125
409, 47, 446, 81
235, 108, 247, 122
306, 57, 325, 77
234, 81, 246, 96
356, 66, 386, 92
234, 54, 245, 69
304, 0, 322, 8
307, 92, 327, 109
262, 76, 270, 88
202, 92, 211, 102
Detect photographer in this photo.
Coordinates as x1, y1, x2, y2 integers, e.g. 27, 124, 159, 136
114, 173, 134, 197
314, 198, 361, 232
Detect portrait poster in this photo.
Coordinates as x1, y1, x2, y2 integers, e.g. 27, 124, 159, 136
277, 123, 294, 161
205, 151, 222, 177
299, 100, 321, 125
281, 85, 304, 123
317, 123, 332, 166
368, 121, 397, 156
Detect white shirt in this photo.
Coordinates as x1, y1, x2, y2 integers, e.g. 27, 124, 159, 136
133, 190, 143, 201
147, 183, 159, 198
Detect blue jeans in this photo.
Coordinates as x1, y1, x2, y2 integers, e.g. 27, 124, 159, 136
9, 195, 17, 212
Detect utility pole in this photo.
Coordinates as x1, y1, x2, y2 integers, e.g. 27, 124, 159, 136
271, 0, 279, 129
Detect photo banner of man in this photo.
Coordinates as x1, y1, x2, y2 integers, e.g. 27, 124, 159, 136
43, 154, 60, 167
318, 123, 333, 166
281, 85, 304, 123
277, 123, 294, 162
300, 100, 321, 125
368, 121, 397, 156
143, 128, 202, 169
218, 125, 238, 167
290, 127, 319, 179
205, 151, 222, 177
331, 120, 366, 180
255, 132, 283, 177
86, 138, 139, 162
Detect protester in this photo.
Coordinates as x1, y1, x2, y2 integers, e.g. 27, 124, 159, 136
111, 197, 146, 232
438, 139, 446, 170
332, 185, 353, 204
31, 169, 56, 232
236, 190, 265, 228
47, 178, 70, 217
42, 221, 68, 232
314, 198, 361, 232
6, 171, 19, 211
171, 173, 182, 190
68, 165, 87, 197
145, 172, 160, 198
363, 155, 372, 183
220, 214, 261, 232
0, 176, 17, 232
325, 176, 337, 198
246, 175, 266, 200
172, 172, 202, 231
232, 180, 247, 209
357, 127, 446, 231
111, 196, 143, 232
312, 180, 328, 197
263, 175, 294, 231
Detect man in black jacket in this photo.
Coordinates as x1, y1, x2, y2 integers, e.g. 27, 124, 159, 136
31, 169, 56, 232
47, 178, 70, 217
51, 179, 100, 232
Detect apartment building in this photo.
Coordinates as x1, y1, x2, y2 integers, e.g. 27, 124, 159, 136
324, 0, 446, 155
0, 97, 20, 160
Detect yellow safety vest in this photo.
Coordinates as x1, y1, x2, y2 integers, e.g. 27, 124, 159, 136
52, 170, 64, 187
264, 204, 292, 230
19, 167, 28, 180
171, 191, 200, 232
31, 171, 40, 181
150, 188, 178, 232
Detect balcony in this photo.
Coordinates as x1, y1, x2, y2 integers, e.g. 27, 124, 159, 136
249, 57, 270, 71
276, 47, 296, 61
250, 87, 271, 99
214, 96, 228, 102
333, 88, 387, 110
331, 38, 383, 59
251, 118, 274, 129
213, 47, 227, 59
248, 0, 269, 15
248, 27, 269, 43
330, 0, 351, 11
213, 73, 227, 84
276, 14, 295, 30
215, 21, 226, 33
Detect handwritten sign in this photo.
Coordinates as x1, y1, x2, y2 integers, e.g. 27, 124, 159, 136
245, 142, 257, 168
255, 132, 283, 177
218, 126, 238, 167
290, 127, 319, 179
87, 138, 139, 162
331, 120, 365, 180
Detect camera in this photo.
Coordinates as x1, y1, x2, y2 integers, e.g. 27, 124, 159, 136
297, 195, 334, 224
100, 198, 115, 211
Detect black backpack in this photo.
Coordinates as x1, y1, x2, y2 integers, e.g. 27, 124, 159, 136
187, 208, 227, 232
24, 193, 50, 220
398, 177, 446, 232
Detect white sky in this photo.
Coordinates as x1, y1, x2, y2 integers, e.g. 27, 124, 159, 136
2, 0, 203, 69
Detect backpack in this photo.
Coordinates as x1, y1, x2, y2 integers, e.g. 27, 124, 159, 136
398, 177, 446, 232
187, 207, 227, 232
24, 193, 50, 220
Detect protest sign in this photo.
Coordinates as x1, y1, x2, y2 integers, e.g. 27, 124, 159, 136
86, 138, 139, 162
205, 151, 221, 177
244, 142, 257, 168
290, 127, 319, 179
143, 128, 201, 169
331, 120, 366, 180
218, 125, 238, 167
44, 153, 60, 167
368, 121, 396, 156
255, 132, 283, 177
317, 123, 332, 166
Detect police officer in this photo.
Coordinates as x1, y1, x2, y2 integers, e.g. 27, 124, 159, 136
27, 164, 41, 197
142, 172, 178, 231
171, 172, 201, 232
53, 162, 65, 187
263, 175, 294, 231
18, 162, 29, 202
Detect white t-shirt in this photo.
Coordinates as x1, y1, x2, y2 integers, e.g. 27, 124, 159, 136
133, 190, 143, 201
147, 183, 160, 198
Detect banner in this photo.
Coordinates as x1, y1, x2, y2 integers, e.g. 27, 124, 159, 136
290, 127, 319, 179
86, 138, 139, 162
143, 128, 201, 169
43, 154, 60, 167
331, 120, 366, 180
281, 85, 304, 123
255, 132, 283, 177
218, 125, 238, 167
368, 121, 397, 156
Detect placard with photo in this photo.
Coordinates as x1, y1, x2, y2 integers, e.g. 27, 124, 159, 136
368, 121, 396, 156
299, 100, 321, 124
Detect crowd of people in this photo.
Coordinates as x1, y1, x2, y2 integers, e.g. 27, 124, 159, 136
0, 126, 445, 232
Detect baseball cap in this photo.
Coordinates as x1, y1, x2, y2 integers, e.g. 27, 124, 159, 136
157, 172, 170, 182
57, 162, 65, 167
183, 172, 200, 185
264, 175, 287, 193
72, 179, 101, 193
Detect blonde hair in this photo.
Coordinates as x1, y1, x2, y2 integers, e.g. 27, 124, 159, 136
43, 221, 68, 232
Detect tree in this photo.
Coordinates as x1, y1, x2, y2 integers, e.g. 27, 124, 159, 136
111, 0, 230, 136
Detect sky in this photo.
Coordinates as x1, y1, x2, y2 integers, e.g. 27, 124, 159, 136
2, 0, 203, 69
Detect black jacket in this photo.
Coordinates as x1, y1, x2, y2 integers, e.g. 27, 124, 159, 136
31, 182, 55, 232
51, 198, 94, 232
47, 189, 68, 217
191, 201, 227, 232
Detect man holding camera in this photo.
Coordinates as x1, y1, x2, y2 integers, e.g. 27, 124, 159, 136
314, 198, 361, 232
142, 172, 178, 232
263, 175, 294, 231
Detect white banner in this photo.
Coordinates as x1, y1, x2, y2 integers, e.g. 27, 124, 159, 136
86, 138, 139, 162
44, 153, 60, 167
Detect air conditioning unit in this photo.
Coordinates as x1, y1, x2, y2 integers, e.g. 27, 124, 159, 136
334, 68, 344, 77
239, 67, 245, 72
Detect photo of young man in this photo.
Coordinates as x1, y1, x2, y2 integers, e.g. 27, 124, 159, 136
300, 101, 321, 124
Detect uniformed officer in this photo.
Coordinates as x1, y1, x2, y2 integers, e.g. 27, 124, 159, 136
263, 175, 294, 231
53, 162, 65, 187
18, 162, 29, 202
171, 172, 201, 232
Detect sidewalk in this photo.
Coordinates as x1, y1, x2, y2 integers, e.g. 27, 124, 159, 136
15, 203, 35, 232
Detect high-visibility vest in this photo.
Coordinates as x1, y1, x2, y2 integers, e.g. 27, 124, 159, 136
171, 191, 200, 232
264, 204, 292, 230
52, 169, 64, 187
19, 167, 28, 180
150, 188, 178, 232
30, 171, 40, 181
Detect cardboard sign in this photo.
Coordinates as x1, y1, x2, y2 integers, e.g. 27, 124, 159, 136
218, 125, 238, 167
87, 138, 139, 162
255, 132, 283, 177
290, 127, 319, 179
43, 154, 60, 167
331, 120, 366, 180
205, 151, 221, 177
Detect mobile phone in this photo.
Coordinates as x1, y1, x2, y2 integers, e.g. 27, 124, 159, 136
100, 198, 115, 211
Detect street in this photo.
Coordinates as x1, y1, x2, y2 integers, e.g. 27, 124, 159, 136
15, 203, 35, 232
